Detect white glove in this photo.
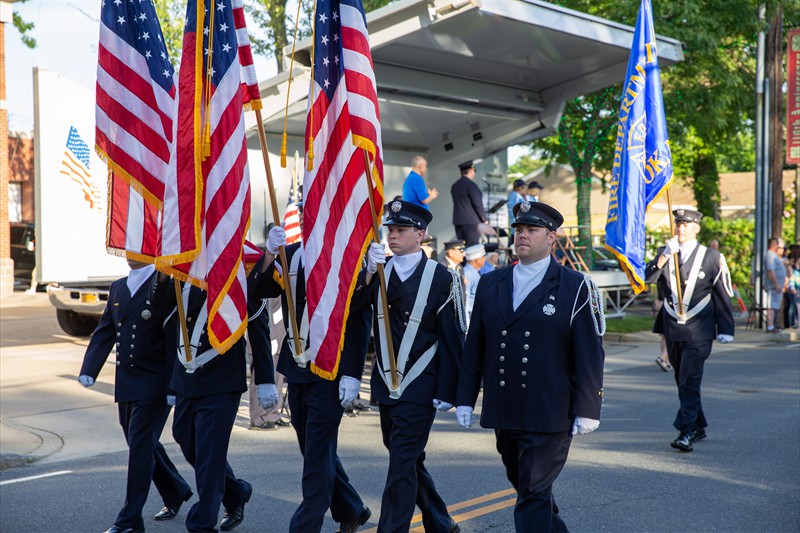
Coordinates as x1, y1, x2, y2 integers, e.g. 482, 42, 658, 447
717, 334, 733, 344
257, 383, 279, 409
432, 399, 453, 412
571, 417, 600, 435
662, 237, 679, 257
166, 395, 176, 406
455, 406, 475, 428
366, 243, 386, 274
266, 226, 287, 255
338, 376, 361, 409
78, 375, 94, 387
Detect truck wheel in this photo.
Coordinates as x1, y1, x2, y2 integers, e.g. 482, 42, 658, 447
56, 309, 99, 337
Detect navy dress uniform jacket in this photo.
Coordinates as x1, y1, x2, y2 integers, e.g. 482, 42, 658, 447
80, 273, 170, 402
450, 176, 488, 226
351, 251, 464, 406
151, 281, 248, 398
252, 243, 368, 382
457, 259, 605, 433
645, 246, 735, 341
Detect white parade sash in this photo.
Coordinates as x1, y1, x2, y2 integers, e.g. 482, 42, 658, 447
665, 245, 711, 323
177, 285, 219, 373
376, 258, 438, 399
286, 250, 312, 367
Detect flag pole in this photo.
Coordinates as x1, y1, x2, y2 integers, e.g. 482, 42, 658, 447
665, 190, 685, 320
361, 149, 398, 389
173, 279, 194, 363
254, 108, 305, 360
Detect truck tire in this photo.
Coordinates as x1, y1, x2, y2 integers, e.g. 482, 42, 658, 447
56, 309, 99, 337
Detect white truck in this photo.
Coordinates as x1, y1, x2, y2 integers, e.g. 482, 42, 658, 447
33, 69, 128, 336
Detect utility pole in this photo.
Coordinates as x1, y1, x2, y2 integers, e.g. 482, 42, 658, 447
754, 4, 768, 327
768, 4, 784, 240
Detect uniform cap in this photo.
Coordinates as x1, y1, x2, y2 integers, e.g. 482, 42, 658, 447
465, 244, 486, 261
511, 201, 564, 230
673, 208, 703, 224
383, 199, 433, 230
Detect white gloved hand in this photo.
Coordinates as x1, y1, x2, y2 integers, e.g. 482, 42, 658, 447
717, 334, 733, 344
266, 226, 287, 255
338, 376, 361, 409
166, 395, 176, 406
257, 383, 279, 409
432, 399, 454, 412
455, 406, 475, 428
78, 375, 95, 387
571, 417, 600, 435
662, 237, 680, 257
366, 243, 386, 274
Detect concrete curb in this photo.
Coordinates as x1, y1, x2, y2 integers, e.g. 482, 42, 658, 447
0, 419, 64, 471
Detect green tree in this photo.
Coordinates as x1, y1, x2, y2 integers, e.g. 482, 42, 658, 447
529, 0, 798, 242
12, 0, 36, 49
153, 0, 185, 64
508, 152, 547, 180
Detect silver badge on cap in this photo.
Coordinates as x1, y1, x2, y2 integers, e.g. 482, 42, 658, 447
677, 209, 685, 216
141, 309, 152, 320
543, 304, 555, 315
391, 201, 402, 213
520, 202, 531, 213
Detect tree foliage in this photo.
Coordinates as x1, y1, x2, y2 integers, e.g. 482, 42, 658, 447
153, 0, 185, 65
12, 0, 36, 49
528, 0, 799, 237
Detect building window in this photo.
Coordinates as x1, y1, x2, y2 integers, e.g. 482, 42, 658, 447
8, 183, 22, 223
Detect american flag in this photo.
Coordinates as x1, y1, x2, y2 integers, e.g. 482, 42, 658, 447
107, 174, 161, 261
158, 0, 256, 354
61, 126, 102, 212
302, 0, 384, 379
96, 0, 175, 208
284, 182, 302, 245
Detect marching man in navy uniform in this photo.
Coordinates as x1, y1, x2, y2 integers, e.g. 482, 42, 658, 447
79, 259, 192, 533
251, 218, 371, 533
455, 201, 605, 533
645, 208, 734, 452
152, 265, 276, 533
353, 200, 464, 533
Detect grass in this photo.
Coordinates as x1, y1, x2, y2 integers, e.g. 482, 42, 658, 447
604, 313, 655, 333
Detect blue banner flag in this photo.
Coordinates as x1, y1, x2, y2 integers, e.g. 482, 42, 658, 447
604, 0, 673, 294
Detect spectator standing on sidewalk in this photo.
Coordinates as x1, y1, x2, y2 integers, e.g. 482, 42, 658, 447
764, 237, 787, 332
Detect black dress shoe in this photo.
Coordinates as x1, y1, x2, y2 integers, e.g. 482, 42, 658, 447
104, 525, 144, 533
691, 428, 707, 442
670, 432, 693, 452
337, 506, 372, 533
154, 488, 193, 521
219, 480, 252, 531
448, 519, 461, 533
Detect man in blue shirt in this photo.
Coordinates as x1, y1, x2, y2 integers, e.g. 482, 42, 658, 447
507, 179, 527, 227
402, 156, 438, 210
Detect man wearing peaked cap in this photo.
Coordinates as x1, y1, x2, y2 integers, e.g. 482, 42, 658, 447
462, 244, 486, 324
456, 200, 606, 532
507, 179, 527, 230
451, 159, 489, 246
350, 199, 465, 533
645, 207, 734, 452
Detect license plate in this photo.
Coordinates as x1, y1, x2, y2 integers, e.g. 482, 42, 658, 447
81, 293, 98, 304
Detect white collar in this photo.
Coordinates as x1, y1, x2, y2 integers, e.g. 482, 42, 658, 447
679, 239, 698, 257
127, 265, 155, 296
392, 251, 423, 282
512, 256, 550, 310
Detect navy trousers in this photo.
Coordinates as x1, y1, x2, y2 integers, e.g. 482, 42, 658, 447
667, 339, 713, 432
173, 392, 250, 533
287, 380, 364, 533
114, 399, 190, 529
496, 429, 572, 533
377, 401, 452, 533
455, 224, 481, 247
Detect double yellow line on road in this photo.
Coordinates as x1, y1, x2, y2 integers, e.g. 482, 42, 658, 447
361, 488, 517, 532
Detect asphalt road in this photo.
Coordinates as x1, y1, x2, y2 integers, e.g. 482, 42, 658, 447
1, 294, 798, 532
